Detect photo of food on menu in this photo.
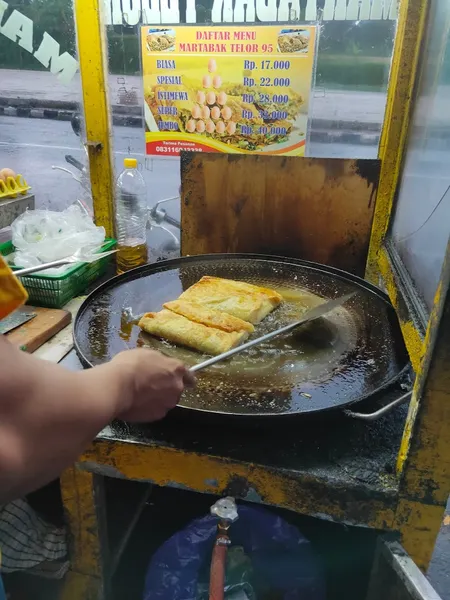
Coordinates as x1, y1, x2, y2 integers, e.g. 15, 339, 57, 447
141, 26, 316, 157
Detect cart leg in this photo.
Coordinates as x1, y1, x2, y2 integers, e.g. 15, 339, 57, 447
60, 466, 109, 600
395, 499, 446, 570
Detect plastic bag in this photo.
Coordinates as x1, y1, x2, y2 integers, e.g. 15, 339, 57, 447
11, 206, 105, 268
143, 505, 326, 600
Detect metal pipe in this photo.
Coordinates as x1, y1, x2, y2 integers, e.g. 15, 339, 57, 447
15, 259, 73, 276
209, 536, 228, 600
209, 498, 239, 600
161, 213, 181, 229
343, 390, 412, 421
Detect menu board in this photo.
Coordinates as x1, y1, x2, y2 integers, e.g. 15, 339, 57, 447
141, 25, 316, 157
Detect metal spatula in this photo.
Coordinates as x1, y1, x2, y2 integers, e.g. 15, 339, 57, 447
189, 292, 356, 373
13, 249, 117, 277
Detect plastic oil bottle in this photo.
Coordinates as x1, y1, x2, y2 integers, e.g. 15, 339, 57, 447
115, 158, 148, 274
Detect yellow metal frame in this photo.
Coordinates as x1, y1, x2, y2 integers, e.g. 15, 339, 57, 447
60, 255, 450, 597
394, 250, 450, 567
365, 0, 429, 371
75, 0, 115, 238
60, 438, 398, 598
375, 247, 425, 372
364, 0, 450, 570
60, 0, 450, 595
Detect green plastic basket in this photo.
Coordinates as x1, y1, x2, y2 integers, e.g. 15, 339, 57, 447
0, 238, 116, 308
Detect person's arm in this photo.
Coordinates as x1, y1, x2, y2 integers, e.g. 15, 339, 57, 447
0, 335, 194, 503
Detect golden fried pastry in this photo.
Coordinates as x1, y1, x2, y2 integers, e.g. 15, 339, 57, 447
178, 276, 282, 324
138, 309, 250, 355
163, 300, 255, 333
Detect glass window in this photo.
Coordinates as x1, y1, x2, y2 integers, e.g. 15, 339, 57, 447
101, 2, 398, 258
0, 1, 399, 256
389, 0, 450, 313
309, 19, 396, 158
0, 0, 87, 216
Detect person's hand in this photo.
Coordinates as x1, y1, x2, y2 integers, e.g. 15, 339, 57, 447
108, 348, 195, 422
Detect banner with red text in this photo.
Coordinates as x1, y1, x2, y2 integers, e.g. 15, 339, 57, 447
141, 25, 316, 156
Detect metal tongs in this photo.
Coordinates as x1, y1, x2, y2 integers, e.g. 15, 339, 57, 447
13, 249, 118, 277
190, 292, 355, 373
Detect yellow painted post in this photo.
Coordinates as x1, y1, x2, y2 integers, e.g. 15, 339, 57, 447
74, 0, 115, 237
376, 247, 424, 372
60, 466, 108, 600
365, 0, 430, 283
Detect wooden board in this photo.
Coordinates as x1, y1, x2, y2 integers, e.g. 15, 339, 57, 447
34, 297, 86, 363
181, 154, 381, 276
5, 306, 72, 353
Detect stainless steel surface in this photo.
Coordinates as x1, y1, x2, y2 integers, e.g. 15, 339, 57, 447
344, 390, 412, 421
190, 293, 356, 374
366, 538, 443, 600
390, 3, 450, 312
0, 193, 35, 229
14, 249, 117, 276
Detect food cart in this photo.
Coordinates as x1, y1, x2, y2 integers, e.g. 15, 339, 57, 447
1, 0, 449, 597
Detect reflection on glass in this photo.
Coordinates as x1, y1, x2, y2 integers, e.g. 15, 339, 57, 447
309, 20, 395, 158
0, 0, 86, 213
390, 0, 450, 312
103, 15, 396, 260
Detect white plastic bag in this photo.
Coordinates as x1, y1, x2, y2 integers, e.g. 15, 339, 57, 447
12, 206, 105, 268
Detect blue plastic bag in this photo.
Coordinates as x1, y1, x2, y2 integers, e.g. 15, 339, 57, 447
144, 504, 326, 600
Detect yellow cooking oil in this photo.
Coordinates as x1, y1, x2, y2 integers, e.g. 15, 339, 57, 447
115, 157, 148, 274
116, 242, 148, 274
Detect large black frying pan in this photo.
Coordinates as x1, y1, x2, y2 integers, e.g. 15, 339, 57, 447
73, 254, 409, 420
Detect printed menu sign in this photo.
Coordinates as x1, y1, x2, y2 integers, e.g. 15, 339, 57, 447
141, 25, 316, 156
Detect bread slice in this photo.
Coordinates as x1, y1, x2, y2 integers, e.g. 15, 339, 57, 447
138, 309, 250, 355
178, 276, 282, 324
164, 300, 255, 333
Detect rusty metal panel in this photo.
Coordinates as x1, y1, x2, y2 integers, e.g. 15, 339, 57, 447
79, 439, 397, 530
181, 154, 380, 277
